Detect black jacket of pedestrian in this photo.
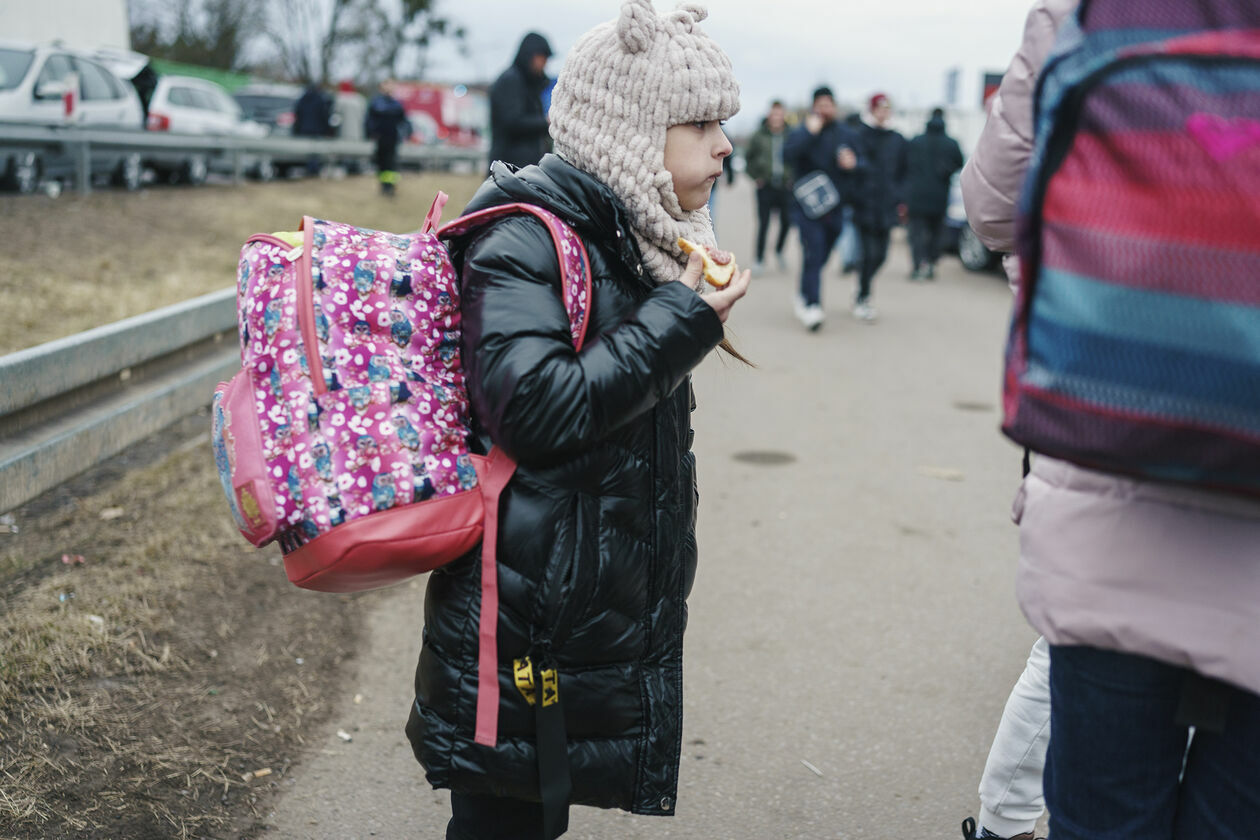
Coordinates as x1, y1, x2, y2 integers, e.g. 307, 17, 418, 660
293, 85, 332, 137
906, 114, 963, 217
405, 154, 724, 814
856, 123, 909, 230
488, 33, 553, 170
784, 119, 867, 207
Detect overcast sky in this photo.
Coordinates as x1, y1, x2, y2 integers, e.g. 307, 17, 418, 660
423, 0, 1033, 134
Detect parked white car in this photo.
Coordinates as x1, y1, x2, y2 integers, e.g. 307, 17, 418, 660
0, 39, 146, 192
144, 74, 270, 183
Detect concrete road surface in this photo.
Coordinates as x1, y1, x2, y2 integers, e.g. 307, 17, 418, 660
263, 176, 1040, 839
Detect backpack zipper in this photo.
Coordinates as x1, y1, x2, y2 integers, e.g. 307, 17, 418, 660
244, 229, 327, 396
296, 219, 326, 395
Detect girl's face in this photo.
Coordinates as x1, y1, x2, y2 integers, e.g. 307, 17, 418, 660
664, 120, 732, 212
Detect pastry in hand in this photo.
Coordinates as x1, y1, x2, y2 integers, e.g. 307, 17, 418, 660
677, 237, 738, 288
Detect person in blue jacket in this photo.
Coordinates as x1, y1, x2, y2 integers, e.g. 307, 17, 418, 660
784, 86, 865, 331
363, 81, 412, 196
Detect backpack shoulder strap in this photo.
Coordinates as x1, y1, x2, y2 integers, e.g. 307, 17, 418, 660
435, 202, 593, 752
438, 203, 593, 351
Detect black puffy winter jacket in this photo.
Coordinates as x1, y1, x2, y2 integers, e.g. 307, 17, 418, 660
405, 154, 724, 816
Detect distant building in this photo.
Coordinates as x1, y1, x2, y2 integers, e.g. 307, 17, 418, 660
0, 0, 129, 49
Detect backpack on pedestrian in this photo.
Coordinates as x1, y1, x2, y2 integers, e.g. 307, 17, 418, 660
1003, 0, 1260, 496
210, 192, 591, 593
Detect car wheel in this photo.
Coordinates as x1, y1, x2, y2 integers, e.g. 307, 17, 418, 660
112, 152, 143, 191
179, 155, 208, 185
3, 151, 40, 194
958, 224, 995, 272
252, 156, 275, 182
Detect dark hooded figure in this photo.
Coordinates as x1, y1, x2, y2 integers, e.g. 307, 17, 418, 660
906, 107, 963, 279
488, 32, 554, 171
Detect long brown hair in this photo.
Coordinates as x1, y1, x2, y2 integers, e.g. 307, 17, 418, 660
718, 334, 754, 366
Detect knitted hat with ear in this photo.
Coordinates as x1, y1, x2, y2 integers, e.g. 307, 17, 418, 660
549, 0, 740, 286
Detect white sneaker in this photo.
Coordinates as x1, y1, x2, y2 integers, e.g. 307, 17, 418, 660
852, 301, 878, 322
752, 260, 765, 277
793, 295, 808, 323
776, 254, 788, 273
801, 304, 824, 331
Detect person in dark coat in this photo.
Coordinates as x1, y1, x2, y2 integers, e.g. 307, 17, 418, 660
784, 86, 866, 331
852, 92, 908, 321
294, 83, 333, 174
488, 32, 554, 172
405, 3, 749, 838
363, 81, 411, 196
293, 83, 333, 137
906, 108, 963, 279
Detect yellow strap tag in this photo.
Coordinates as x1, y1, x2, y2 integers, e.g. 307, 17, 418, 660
513, 657, 536, 706
541, 668, 559, 708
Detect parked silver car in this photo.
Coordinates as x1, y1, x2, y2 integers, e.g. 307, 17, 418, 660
0, 39, 146, 192
143, 74, 272, 183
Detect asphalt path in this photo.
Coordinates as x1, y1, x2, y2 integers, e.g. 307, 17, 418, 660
263, 176, 1039, 839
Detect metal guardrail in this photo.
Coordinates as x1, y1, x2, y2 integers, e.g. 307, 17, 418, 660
0, 123, 486, 193
0, 288, 240, 514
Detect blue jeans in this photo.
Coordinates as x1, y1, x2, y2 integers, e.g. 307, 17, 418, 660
1046, 645, 1260, 840
794, 205, 846, 307
838, 205, 860, 268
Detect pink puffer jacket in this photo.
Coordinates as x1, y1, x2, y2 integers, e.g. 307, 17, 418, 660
962, 0, 1260, 695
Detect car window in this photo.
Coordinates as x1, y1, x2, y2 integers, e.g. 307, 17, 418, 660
76, 59, 121, 102
187, 88, 220, 112
0, 48, 34, 92
168, 86, 197, 108
35, 54, 75, 99
234, 95, 290, 119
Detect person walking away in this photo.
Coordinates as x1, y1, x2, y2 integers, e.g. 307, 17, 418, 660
294, 82, 333, 175
363, 81, 410, 196
745, 100, 793, 275
905, 107, 962, 280
852, 92, 907, 322
784, 86, 865, 331
488, 32, 553, 172
405, 2, 751, 838
961, 1, 1260, 838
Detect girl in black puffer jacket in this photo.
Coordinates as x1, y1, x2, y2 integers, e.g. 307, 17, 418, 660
404, 3, 750, 838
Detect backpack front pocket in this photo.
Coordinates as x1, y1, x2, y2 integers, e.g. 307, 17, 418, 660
212, 369, 282, 546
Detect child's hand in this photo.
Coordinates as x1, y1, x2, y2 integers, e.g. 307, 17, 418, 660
677, 252, 750, 324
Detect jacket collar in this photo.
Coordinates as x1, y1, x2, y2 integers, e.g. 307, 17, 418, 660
463, 154, 650, 286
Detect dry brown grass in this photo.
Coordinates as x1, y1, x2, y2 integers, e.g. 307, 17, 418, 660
0, 423, 365, 838
0, 171, 482, 837
0, 171, 482, 354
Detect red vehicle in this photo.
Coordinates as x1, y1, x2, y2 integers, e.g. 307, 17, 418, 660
389, 81, 486, 148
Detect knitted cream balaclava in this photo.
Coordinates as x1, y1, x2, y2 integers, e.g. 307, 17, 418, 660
549, 0, 740, 286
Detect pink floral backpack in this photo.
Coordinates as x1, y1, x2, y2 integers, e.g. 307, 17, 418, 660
211, 193, 590, 742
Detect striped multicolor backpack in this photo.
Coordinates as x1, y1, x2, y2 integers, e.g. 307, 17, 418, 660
1004, 0, 1260, 496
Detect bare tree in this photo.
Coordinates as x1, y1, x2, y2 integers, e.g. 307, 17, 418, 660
263, 0, 361, 84
129, 0, 262, 71
339, 0, 466, 84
